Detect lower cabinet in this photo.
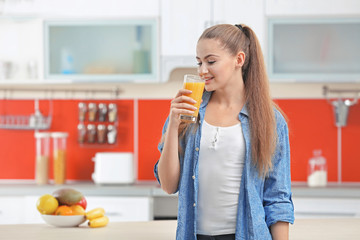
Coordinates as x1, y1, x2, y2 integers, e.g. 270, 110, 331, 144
293, 197, 360, 218
0, 197, 24, 224
85, 196, 153, 222
0, 196, 153, 224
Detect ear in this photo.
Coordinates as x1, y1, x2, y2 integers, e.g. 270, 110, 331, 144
235, 51, 245, 68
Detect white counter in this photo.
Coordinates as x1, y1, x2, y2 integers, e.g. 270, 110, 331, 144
1, 218, 360, 240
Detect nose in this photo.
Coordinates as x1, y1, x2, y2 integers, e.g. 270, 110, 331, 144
197, 64, 208, 77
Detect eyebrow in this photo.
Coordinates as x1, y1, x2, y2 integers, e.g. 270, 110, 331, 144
196, 54, 219, 60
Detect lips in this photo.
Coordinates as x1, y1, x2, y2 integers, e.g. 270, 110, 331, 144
204, 77, 214, 84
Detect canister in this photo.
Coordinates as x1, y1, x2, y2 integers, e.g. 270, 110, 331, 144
307, 150, 327, 187
34, 132, 51, 185
51, 132, 68, 184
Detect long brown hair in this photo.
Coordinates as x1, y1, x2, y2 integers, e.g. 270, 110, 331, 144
199, 24, 279, 177
160, 24, 282, 177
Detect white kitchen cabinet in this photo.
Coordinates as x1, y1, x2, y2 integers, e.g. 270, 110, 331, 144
160, 0, 265, 81
161, 0, 265, 57
86, 196, 153, 222
0, 197, 24, 224
293, 197, 360, 218
160, 0, 210, 57
3, 0, 160, 18
0, 0, 161, 84
0, 195, 153, 224
265, 0, 360, 16
23, 196, 44, 224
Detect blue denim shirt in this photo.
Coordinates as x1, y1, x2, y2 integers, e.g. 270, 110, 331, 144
154, 91, 294, 240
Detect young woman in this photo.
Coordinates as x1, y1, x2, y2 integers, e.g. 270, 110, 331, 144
154, 24, 294, 240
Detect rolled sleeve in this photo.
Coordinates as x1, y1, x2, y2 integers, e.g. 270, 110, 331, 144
263, 122, 295, 227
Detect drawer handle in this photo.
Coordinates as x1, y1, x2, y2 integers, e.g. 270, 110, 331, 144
106, 212, 123, 217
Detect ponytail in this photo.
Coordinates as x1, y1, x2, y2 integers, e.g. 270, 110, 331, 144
241, 25, 276, 177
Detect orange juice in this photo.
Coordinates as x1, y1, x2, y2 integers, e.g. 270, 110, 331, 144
180, 75, 205, 123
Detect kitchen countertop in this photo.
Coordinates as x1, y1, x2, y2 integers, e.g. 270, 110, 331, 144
1, 218, 360, 240
0, 180, 359, 198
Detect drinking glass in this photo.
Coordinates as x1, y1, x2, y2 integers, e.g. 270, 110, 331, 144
179, 74, 205, 123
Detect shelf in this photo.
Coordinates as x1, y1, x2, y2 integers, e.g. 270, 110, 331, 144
0, 115, 52, 130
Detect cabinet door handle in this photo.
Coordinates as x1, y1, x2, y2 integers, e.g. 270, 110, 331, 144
106, 212, 123, 217
204, 21, 211, 29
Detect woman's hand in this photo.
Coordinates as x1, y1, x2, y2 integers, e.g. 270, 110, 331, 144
168, 89, 197, 128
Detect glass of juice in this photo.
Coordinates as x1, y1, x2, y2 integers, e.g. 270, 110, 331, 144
180, 74, 205, 123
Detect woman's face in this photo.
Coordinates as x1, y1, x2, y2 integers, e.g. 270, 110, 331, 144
196, 38, 241, 92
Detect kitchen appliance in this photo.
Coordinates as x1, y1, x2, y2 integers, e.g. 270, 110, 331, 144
92, 152, 134, 184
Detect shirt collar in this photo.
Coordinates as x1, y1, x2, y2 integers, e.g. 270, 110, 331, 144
200, 90, 249, 118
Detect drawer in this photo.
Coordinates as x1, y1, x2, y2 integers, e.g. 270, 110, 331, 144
293, 197, 360, 218
86, 196, 153, 222
0, 197, 24, 224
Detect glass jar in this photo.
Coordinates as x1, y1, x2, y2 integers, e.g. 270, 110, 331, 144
51, 132, 68, 184
34, 132, 51, 185
108, 103, 117, 122
307, 150, 327, 187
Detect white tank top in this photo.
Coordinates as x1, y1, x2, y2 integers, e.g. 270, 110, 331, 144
196, 120, 245, 235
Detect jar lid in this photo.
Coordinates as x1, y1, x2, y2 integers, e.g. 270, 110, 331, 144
51, 132, 69, 138
34, 131, 51, 138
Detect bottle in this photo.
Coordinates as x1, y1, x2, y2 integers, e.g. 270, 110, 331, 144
34, 132, 51, 185
77, 123, 86, 143
88, 103, 97, 122
51, 132, 68, 184
61, 48, 75, 74
107, 125, 117, 144
108, 103, 117, 122
307, 150, 327, 187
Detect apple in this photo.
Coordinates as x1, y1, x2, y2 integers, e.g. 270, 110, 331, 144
76, 196, 87, 210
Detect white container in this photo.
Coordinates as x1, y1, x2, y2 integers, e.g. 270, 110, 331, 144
307, 150, 327, 187
92, 152, 134, 184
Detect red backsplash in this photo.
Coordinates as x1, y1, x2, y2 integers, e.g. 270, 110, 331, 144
0, 99, 134, 180
0, 98, 359, 183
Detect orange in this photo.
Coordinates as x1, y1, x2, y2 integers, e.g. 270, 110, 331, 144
70, 205, 85, 215
54, 205, 73, 216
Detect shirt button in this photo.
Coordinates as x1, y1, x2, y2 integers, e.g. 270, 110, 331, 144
193, 203, 196, 207
195, 147, 199, 151
192, 175, 195, 180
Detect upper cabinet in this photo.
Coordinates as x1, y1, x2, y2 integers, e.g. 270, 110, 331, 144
0, 0, 160, 83
2, 0, 160, 18
265, 0, 360, 83
160, 0, 265, 81
160, 0, 265, 56
267, 18, 360, 82
44, 19, 158, 83
265, 0, 360, 16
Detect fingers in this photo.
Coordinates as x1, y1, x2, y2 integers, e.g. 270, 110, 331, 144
172, 89, 196, 104
175, 89, 192, 98
168, 89, 198, 123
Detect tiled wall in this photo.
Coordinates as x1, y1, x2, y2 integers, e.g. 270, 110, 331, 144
0, 98, 359, 182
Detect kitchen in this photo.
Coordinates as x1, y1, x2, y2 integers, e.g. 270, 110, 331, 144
0, 0, 360, 239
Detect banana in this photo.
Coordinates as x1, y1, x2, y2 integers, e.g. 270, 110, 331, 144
88, 216, 109, 228
85, 207, 105, 220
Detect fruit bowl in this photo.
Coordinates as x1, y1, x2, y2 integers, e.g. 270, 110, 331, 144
41, 215, 86, 227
